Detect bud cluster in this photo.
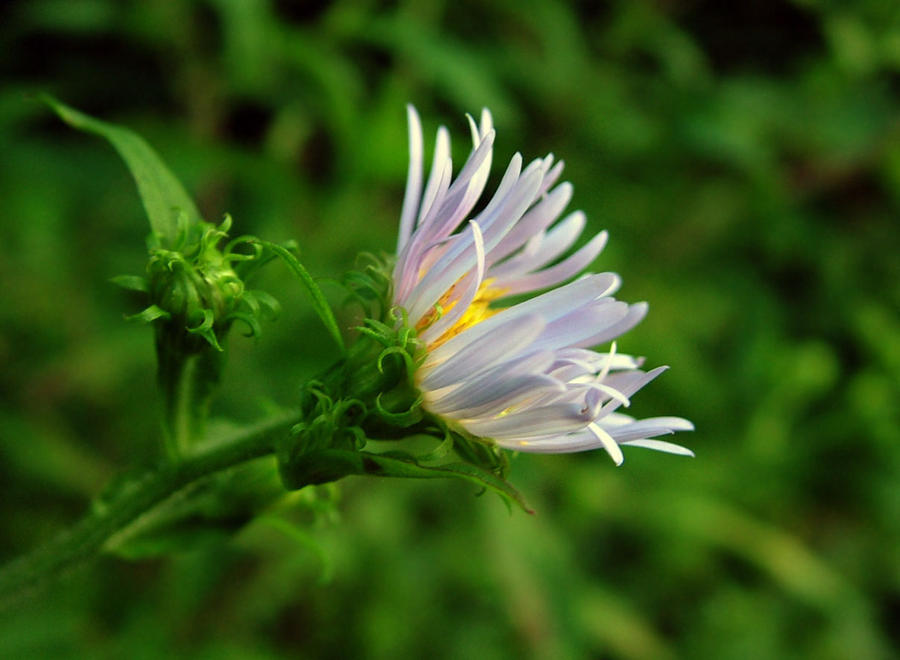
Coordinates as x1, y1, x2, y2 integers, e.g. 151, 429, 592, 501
119, 213, 279, 353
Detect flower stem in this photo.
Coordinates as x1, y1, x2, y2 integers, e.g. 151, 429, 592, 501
157, 329, 226, 460
0, 410, 301, 608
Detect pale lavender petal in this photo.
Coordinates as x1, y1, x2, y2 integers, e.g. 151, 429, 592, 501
527, 300, 629, 353
430, 373, 564, 417
397, 105, 424, 252
577, 301, 648, 347
400, 130, 496, 277
407, 152, 524, 303
425, 350, 557, 413
419, 220, 486, 344
417, 126, 495, 247
417, 126, 452, 227
596, 366, 669, 417
547, 363, 595, 383
459, 403, 591, 438
504, 422, 625, 463
407, 165, 543, 322
466, 113, 480, 145
618, 439, 695, 456
597, 412, 635, 426
505, 422, 625, 464
469, 152, 523, 227
473, 161, 545, 246
393, 156, 454, 304
497, 231, 608, 295
585, 382, 631, 410
537, 159, 564, 197
424, 273, 621, 366
455, 381, 569, 420
488, 183, 573, 266
420, 314, 546, 390
490, 211, 586, 279
477, 108, 493, 140
552, 349, 643, 372
601, 416, 695, 442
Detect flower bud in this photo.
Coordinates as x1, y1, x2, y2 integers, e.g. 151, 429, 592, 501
119, 214, 275, 353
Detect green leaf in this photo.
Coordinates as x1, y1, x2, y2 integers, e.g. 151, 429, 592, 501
279, 448, 533, 513
259, 241, 345, 353
41, 94, 201, 244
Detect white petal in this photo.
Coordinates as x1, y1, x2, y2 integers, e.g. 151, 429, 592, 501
398, 130, 496, 289
537, 159, 564, 197
417, 126, 452, 227
488, 183, 573, 266
419, 220, 486, 344
419, 314, 546, 390
589, 423, 625, 465
528, 300, 629, 353
497, 230, 608, 295
425, 273, 621, 366
602, 417, 695, 442
578, 302, 648, 347
490, 211, 586, 279
420, 129, 496, 245
397, 105, 423, 252
425, 350, 557, 413
407, 164, 543, 323
596, 366, 668, 417
552, 349, 642, 372
431, 374, 564, 418
498, 421, 624, 464
619, 439, 695, 457
459, 403, 591, 439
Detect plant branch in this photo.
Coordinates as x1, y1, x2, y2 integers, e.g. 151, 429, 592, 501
0, 410, 301, 608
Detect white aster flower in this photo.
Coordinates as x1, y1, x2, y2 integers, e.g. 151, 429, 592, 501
392, 105, 693, 465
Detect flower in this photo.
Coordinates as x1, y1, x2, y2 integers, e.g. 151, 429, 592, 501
392, 106, 693, 465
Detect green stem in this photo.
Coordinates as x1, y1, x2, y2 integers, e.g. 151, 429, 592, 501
0, 410, 300, 608
157, 328, 225, 459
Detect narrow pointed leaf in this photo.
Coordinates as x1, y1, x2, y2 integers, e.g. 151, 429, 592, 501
41, 95, 201, 243
260, 241, 345, 353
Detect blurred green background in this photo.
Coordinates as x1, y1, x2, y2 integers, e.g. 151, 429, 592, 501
1, 0, 899, 657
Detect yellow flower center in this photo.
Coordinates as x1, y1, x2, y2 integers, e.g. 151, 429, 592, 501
416, 278, 507, 350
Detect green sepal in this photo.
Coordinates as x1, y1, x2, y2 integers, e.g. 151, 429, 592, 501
374, 392, 424, 427
186, 308, 224, 352
230, 311, 263, 338
415, 428, 456, 463
41, 95, 202, 245
278, 448, 532, 514
125, 304, 171, 323
242, 289, 281, 320
340, 253, 393, 319
110, 274, 149, 293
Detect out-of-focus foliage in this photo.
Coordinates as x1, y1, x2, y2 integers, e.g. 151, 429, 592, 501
0, 0, 898, 657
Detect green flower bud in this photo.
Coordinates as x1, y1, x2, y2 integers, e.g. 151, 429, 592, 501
119, 214, 275, 353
